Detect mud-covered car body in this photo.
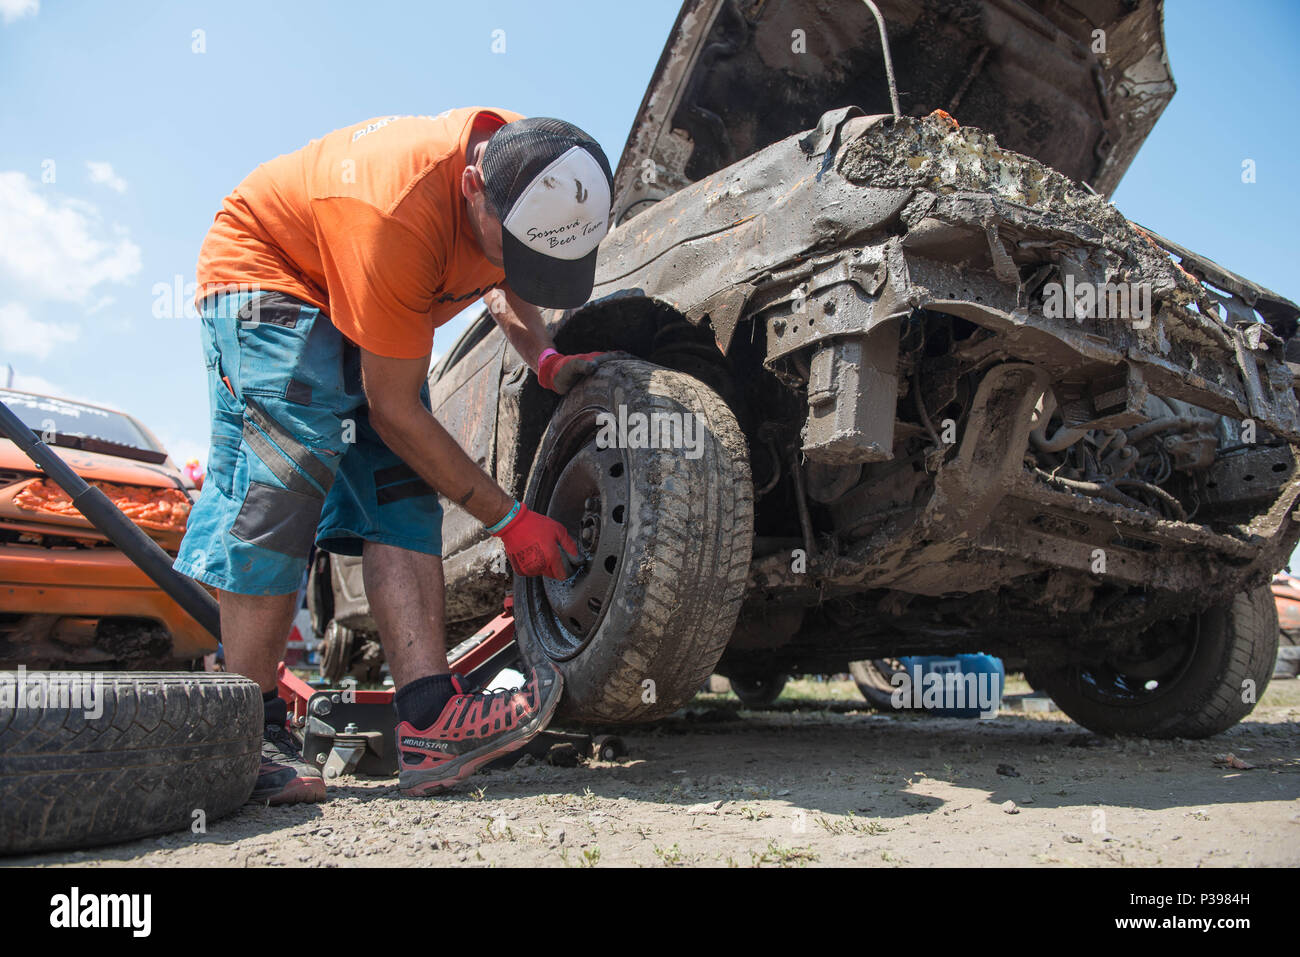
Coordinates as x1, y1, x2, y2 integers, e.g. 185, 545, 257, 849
319, 0, 1299, 732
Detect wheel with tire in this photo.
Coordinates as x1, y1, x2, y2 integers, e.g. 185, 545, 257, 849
730, 673, 788, 708
514, 359, 753, 723
319, 620, 384, 684
319, 619, 355, 684
850, 659, 904, 711
0, 672, 261, 855
1034, 585, 1278, 738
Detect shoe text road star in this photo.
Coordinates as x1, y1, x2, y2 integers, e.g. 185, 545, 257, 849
397, 663, 564, 795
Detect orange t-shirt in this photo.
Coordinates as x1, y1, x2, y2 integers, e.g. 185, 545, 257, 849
196, 107, 524, 359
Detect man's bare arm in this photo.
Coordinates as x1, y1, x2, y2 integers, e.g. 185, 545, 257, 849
360, 349, 513, 523
483, 285, 554, 371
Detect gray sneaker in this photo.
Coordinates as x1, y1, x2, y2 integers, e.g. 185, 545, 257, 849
250, 708, 326, 805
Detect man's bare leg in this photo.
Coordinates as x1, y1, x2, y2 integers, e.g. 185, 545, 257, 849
217, 590, 299, 693
365, 542, 564, 795
218, 588, 326, 804
362, 541, 449, 687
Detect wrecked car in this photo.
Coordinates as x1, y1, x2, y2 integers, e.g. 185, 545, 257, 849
313, 0, 1300, 737
0, 389, 208, 669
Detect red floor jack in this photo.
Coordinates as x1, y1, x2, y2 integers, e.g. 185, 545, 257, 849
276, 597, 626, 781
0, 397, 624, 785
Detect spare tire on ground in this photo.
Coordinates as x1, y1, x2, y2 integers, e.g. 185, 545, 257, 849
0, 671, 261, 855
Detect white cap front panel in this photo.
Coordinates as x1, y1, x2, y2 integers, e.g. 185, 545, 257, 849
501, 146, 611, 262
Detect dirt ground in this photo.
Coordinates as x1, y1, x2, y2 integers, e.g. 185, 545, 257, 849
11, 677, 1300, 868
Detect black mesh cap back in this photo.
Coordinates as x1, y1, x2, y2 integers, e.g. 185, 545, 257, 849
480, 117, 614, 220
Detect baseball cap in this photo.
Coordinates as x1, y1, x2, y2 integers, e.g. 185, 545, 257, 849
480, 117, 614, 309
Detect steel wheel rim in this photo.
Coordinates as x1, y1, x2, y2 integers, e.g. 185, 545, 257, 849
524, 407, 631, 661
1074, 618, 1199, 707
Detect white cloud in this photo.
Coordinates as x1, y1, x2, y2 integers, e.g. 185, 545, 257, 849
5, 370, 65, 397
156, 434, 207, 468
0, 171, 141, 303
86, 160, 127, 194
84, 294, 115, 316
0, 301, 79, 360
2, 372, 98, 407
0, 0, 38, 25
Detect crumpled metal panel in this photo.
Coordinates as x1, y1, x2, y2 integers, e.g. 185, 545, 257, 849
598, 108, 1300, 442
592, 112, 912, 321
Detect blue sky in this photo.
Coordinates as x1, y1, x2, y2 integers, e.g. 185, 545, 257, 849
1, 0, 1297, 476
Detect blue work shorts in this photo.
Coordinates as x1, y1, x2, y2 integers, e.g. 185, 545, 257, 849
174, 289, 443, 596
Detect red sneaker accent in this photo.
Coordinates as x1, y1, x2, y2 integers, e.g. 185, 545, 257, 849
397, 663, 563, 795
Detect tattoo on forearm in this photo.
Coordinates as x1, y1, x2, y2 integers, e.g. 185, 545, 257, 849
458, 489, 474, 506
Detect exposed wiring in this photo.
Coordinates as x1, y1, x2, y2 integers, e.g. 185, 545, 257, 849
754, 437, 782, 497
790, 450, 819, 559
1113, 478, 1188, 521
1033, 468, 1145, 511
912, 367, 941, 449
862, 1, 901, 120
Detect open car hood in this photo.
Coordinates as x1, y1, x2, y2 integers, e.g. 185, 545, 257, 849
612, 0, 1174, 222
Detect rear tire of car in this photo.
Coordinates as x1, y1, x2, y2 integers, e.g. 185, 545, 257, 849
1035, 585, 1278, 738
514, 360, 753, 723
730, 673, 788, 709
319, 619, 355, 684
850, 659, 904, 711
0, 672, 261, 855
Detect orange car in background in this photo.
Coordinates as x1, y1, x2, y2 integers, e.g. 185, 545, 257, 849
0, 389, 214, 669
1271, 570, 1300, 678
1273, 572, 1300, 637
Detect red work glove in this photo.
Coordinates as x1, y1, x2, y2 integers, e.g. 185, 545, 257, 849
490, 502, 580, 579
537, 349, 607, 395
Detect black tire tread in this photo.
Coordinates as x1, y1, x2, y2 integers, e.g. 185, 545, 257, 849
849, 659, 902, 711
517, 361, 753, 722
0, 672, 261, 855
1039, 586, 1278, 739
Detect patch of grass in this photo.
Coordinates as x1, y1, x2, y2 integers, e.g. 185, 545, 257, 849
815, 811, 890, 836
540, 792, 583, 810
478, 819, 515, 843
654, 843, 685, 866
750, 840, 818, 868
557, 844, 600, 867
